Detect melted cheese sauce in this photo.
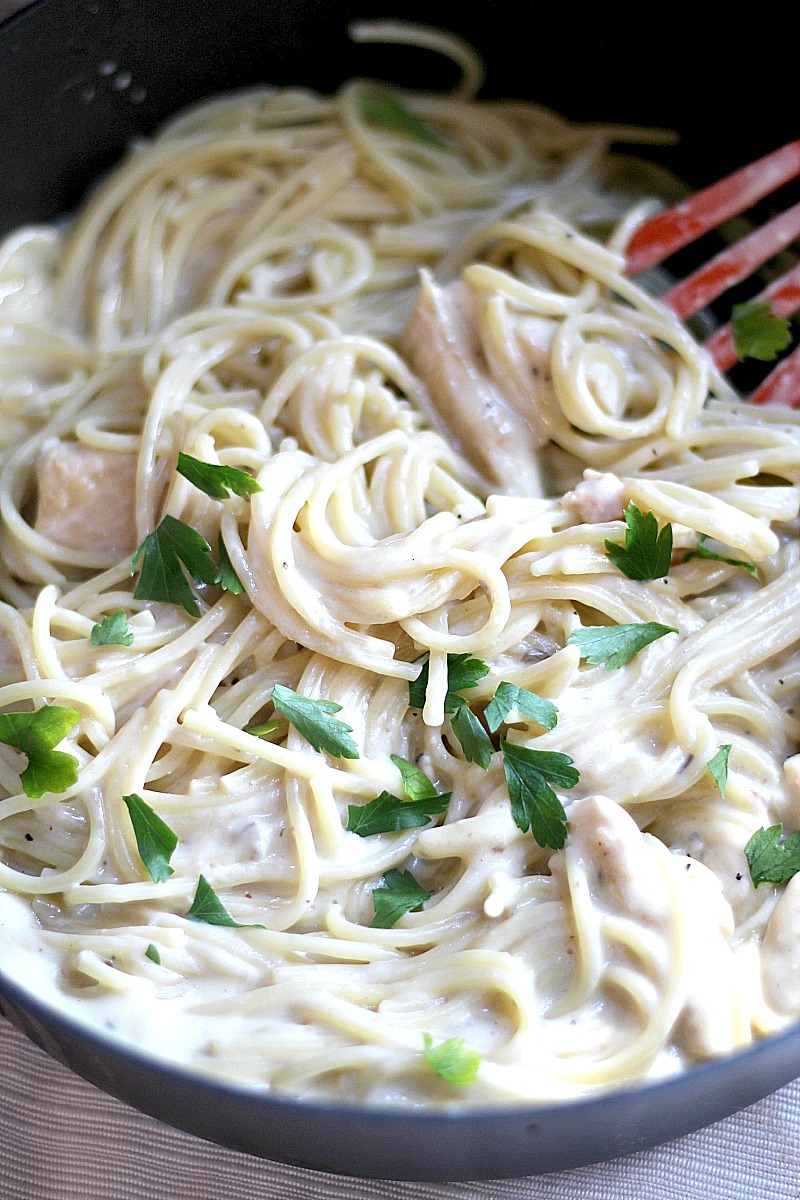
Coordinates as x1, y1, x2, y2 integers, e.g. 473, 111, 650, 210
0, 34, 799, 1105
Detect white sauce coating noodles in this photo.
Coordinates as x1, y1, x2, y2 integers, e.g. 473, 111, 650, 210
0, 28, 799, 1106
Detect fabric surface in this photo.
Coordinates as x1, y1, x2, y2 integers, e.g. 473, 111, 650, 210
0, 1017, 797, 1200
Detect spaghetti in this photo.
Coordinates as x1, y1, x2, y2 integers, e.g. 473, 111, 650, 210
0, 26, 798, 1105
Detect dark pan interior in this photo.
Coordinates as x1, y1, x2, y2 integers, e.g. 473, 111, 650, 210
0, 0, 797, 235
0, 0, 798, 1181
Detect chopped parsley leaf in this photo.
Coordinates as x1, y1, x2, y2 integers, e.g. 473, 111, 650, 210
90, 610, 133, 647
176, 453, 262, 500
408, 652, 489, 714
484, 682, 558, 733
346, 789, 450, 837
450, 704, 493, 769
132, 514, 218, 617
707, 744, 732, 797
271, 684, 359, 759
0, 705, 80, 799
422, 1032, 481, 1085
359, 89, 447, 148
122, 793, 178, 884
605, 503, 673, 581
390, 755, 438, 802
686, 534, 757, 577
745, 824, 800, 887
214, 533, 244, 594
370, 868, 432, 928
185, 875, 264, 927
567, 622, 678, 670
731, 300, 792, 362
501, 740, 578, 850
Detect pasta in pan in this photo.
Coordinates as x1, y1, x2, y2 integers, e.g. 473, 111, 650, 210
0, 24, 799, 1105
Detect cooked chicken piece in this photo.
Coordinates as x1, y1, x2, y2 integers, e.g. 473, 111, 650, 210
761, 872, 800, 1018
35, 441, 137, 555
562, 796, 742, 1059
403, 272, 549, 497
783, 754, 800, 823
563, 469, 626, 524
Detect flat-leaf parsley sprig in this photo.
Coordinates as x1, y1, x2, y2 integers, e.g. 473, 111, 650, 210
347, 757, 450, 836
406, 650, 578, 849
408, 652, 489, 714
707, 744, 732, 798
450, 704, 494, 769
0, 706, 80, 799
422, 1033, 481, 1085
567, 622, 678, 670
685, 534, 757, 578
122, 793, 178, 884
185, 875, 265, 928
176, 453, 262, 500
371, 868, 433, 929
271, 684, 359, 759
731, 300, 792, 363
132, 515, 218, 617
132, 450, 260, 615
744, 824, 800, 887
501, 740, 578, 850
484, 683, 558, 733
605, 503, 673, 581
91, 610, 134, 647
358, 88, 448, 149
346, 789, 450, 836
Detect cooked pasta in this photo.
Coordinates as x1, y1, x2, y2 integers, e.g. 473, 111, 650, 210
0, 24, 798, 1106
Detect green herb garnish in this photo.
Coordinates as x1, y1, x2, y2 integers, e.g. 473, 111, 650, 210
346, 789, 450, 837
359, 89, 447, 148
245, 717, 287, 739
484, 682, 558, 733
686, 534, 758, 578
731, 300, 792, 362
390, 755, 437, 802
567, 622, 678, 670
501, 740, 578, 850
122, 793, 178, 884
90, 610, 133, 647
214, 533, 244, 595
185, 874, 264, 927
132, 514, 218, 617
744, 824, 800, 887
422, 1032, 481, 1085
707, 744, 732, 797
370, 868, 432, 928
176, 453, 262, 500
605, 503, 673, 581
408, 652, 489, 714
450, 704, 493, 769
145, 943, 161, 965
0, 706, 80, 799
271, 684, 359, 759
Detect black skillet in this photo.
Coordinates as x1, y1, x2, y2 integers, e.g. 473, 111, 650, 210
0, 0, 797, 1180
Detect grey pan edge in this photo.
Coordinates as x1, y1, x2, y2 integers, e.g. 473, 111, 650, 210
0, 964, 798, 1181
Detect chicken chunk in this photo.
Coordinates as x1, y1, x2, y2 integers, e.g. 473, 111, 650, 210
35, 441, 137, 555
563, 469, 625, 524
403, 272, 549, 497
761, 872, 800, 1018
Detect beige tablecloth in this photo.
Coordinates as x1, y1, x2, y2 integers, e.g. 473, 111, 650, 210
0, 1017, 798, 1200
